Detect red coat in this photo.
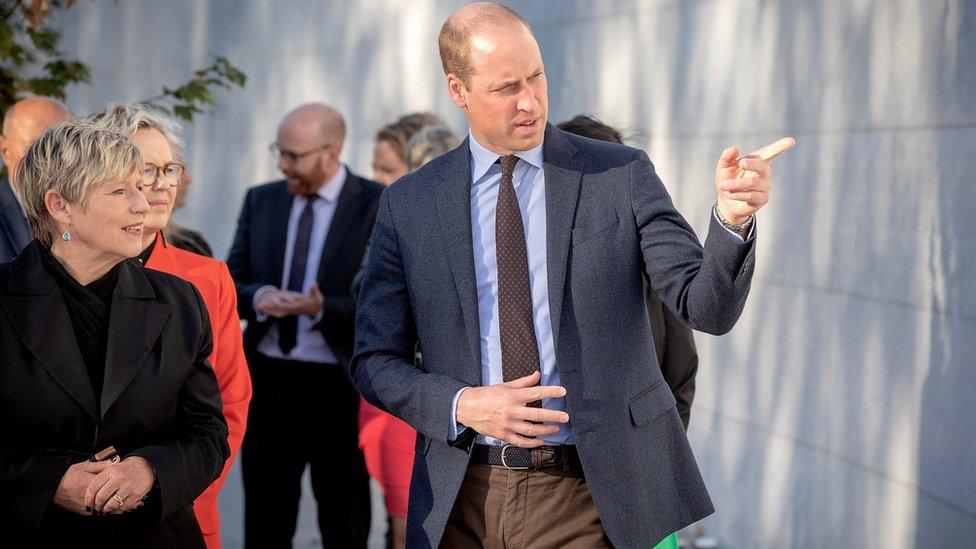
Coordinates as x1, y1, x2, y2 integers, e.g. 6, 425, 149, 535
146, 234, 251, 549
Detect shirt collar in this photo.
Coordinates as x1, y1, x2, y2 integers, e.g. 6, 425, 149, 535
312, 164, 347, 203
468, 131, 544, 184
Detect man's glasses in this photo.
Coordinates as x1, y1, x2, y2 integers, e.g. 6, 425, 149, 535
141, 162, 185, 187
269, 143, 332, 163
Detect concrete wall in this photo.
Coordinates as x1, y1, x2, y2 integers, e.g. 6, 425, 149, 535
52, 1, 975, 546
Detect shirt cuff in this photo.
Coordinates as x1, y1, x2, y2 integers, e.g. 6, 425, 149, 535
448, 387, 469, 441
310, 306, 324, 324
713, 206, 756, 242
252, 285, 277, 322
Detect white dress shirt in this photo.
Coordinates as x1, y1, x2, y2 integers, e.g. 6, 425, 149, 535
255, 165, 347, 364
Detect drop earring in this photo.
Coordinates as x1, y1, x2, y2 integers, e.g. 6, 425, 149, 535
61, 221, 71, 241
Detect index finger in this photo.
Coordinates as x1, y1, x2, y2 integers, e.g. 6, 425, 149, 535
515, 385, 567, 404
747, 137, 795, 162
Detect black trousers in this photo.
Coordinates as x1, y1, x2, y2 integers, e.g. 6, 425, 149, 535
241, 352, 370, 548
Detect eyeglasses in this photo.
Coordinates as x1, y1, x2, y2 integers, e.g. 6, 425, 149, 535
269, 143, 332, 163
141, 162, 185, 187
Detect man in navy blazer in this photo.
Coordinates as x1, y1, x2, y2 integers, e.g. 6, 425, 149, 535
353, 3, 792, 548
228, 103, 382, 547
0, 97, 72, 263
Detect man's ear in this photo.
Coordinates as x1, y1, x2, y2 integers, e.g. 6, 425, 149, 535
0, 134, 10, 168
447, 74, 468, 110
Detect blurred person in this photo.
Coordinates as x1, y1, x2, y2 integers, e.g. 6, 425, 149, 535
163, 162, 214, 257
0, 96, 73, 262
558, 114, 695, 549
353, 3, 791, 548
405, 124, 462, 172
228, 102, 382, 548
87, 103, 252, 549
557, 114, 698, 430
371, 112, 445, 185
356, 122, 459, 549
0, 122, 228, 546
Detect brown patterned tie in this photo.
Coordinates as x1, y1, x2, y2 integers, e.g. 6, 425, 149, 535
496, 155, 541, 403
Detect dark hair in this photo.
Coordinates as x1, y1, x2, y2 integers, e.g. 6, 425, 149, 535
556, 115, 624, 144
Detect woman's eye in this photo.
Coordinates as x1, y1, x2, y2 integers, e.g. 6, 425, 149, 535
110, 189, 125, 196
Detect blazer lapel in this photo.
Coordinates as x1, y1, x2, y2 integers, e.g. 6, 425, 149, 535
0, 242, 98, 419
542, 125, 583, 349
100, 260, 170, 417
269, 182, 293, 284
434, 141, 482, 386
319, 170, 363, 271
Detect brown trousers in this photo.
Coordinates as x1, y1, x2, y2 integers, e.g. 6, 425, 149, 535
441, 464, 613, 548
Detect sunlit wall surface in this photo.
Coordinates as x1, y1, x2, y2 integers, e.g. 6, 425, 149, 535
53, 1, 975, 547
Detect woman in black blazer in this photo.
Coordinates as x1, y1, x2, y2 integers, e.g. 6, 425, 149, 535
0, 122, 229, 546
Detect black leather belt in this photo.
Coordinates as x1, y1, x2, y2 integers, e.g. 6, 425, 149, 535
471, 443, 582, 473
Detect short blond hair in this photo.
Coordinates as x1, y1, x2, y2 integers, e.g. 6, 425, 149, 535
84, 102, 184, 157
16, 122, 142, 246
405, 125, 460, 171
438, 3, 530, 85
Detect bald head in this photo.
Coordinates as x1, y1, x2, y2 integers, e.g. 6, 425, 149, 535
439, 2, 531, 85
278, 103, 346, 148
2, 96, 73, 188
275, 103, 346, 196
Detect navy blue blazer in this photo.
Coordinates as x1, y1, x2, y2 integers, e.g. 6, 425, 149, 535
352, 124, 756, 548
0, 178, 31, 264
227, 169, 383, 365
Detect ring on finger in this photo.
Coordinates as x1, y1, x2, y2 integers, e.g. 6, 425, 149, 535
112, 493, 126, 506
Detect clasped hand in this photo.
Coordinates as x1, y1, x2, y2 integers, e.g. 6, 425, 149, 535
53, 456, 155, 516
456, 371, 570, 448
256, 282, 324, 318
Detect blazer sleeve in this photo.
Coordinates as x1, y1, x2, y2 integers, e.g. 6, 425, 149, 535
0, 448, 74, 532
631, 150, 756, 335
129, 285, 230, 523
659, 304, 698, 430
192, 262, 251, 534
315, 196, 380, 364
350, 191, 469, 443
227, 189, 265, 321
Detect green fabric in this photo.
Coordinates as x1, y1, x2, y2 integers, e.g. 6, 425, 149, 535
653, 532, 679, 549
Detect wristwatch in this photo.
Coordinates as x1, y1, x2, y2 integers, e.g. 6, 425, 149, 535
714, 204, 753, 234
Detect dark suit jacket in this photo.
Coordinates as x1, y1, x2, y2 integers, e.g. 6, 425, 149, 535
0, 241, 229, 546
0, 177, 31, 264
646, 286, 698, 430
353, 124, 756, 548
227, 169, 383, 365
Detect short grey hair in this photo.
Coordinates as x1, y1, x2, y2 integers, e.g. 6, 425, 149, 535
16, 122, 142, 247
84, 102, 184, 157
405, 125, 461, 171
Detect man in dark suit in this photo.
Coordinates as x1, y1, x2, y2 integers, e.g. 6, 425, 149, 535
0, 96, 72, 262
557, 114, 699, 430
228, 103, 382, 548
353, 4, 793, 548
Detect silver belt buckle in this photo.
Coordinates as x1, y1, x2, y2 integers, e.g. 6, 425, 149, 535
500, 444, 529, 470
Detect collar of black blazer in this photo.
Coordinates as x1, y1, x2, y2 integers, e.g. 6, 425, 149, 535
6, 240, 156, 299
1, 240, 169, 420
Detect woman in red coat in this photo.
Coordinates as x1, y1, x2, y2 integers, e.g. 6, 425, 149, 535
89, 104, 252, 549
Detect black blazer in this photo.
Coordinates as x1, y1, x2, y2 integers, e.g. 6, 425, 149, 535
0, 241, 229, 547
0, 178, 31, 264
227, 169, 383, 365
646, 286, 698, 430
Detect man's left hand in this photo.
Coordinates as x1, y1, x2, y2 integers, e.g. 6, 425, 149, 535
715, 137, 795, 225
277, 282, 324, 317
